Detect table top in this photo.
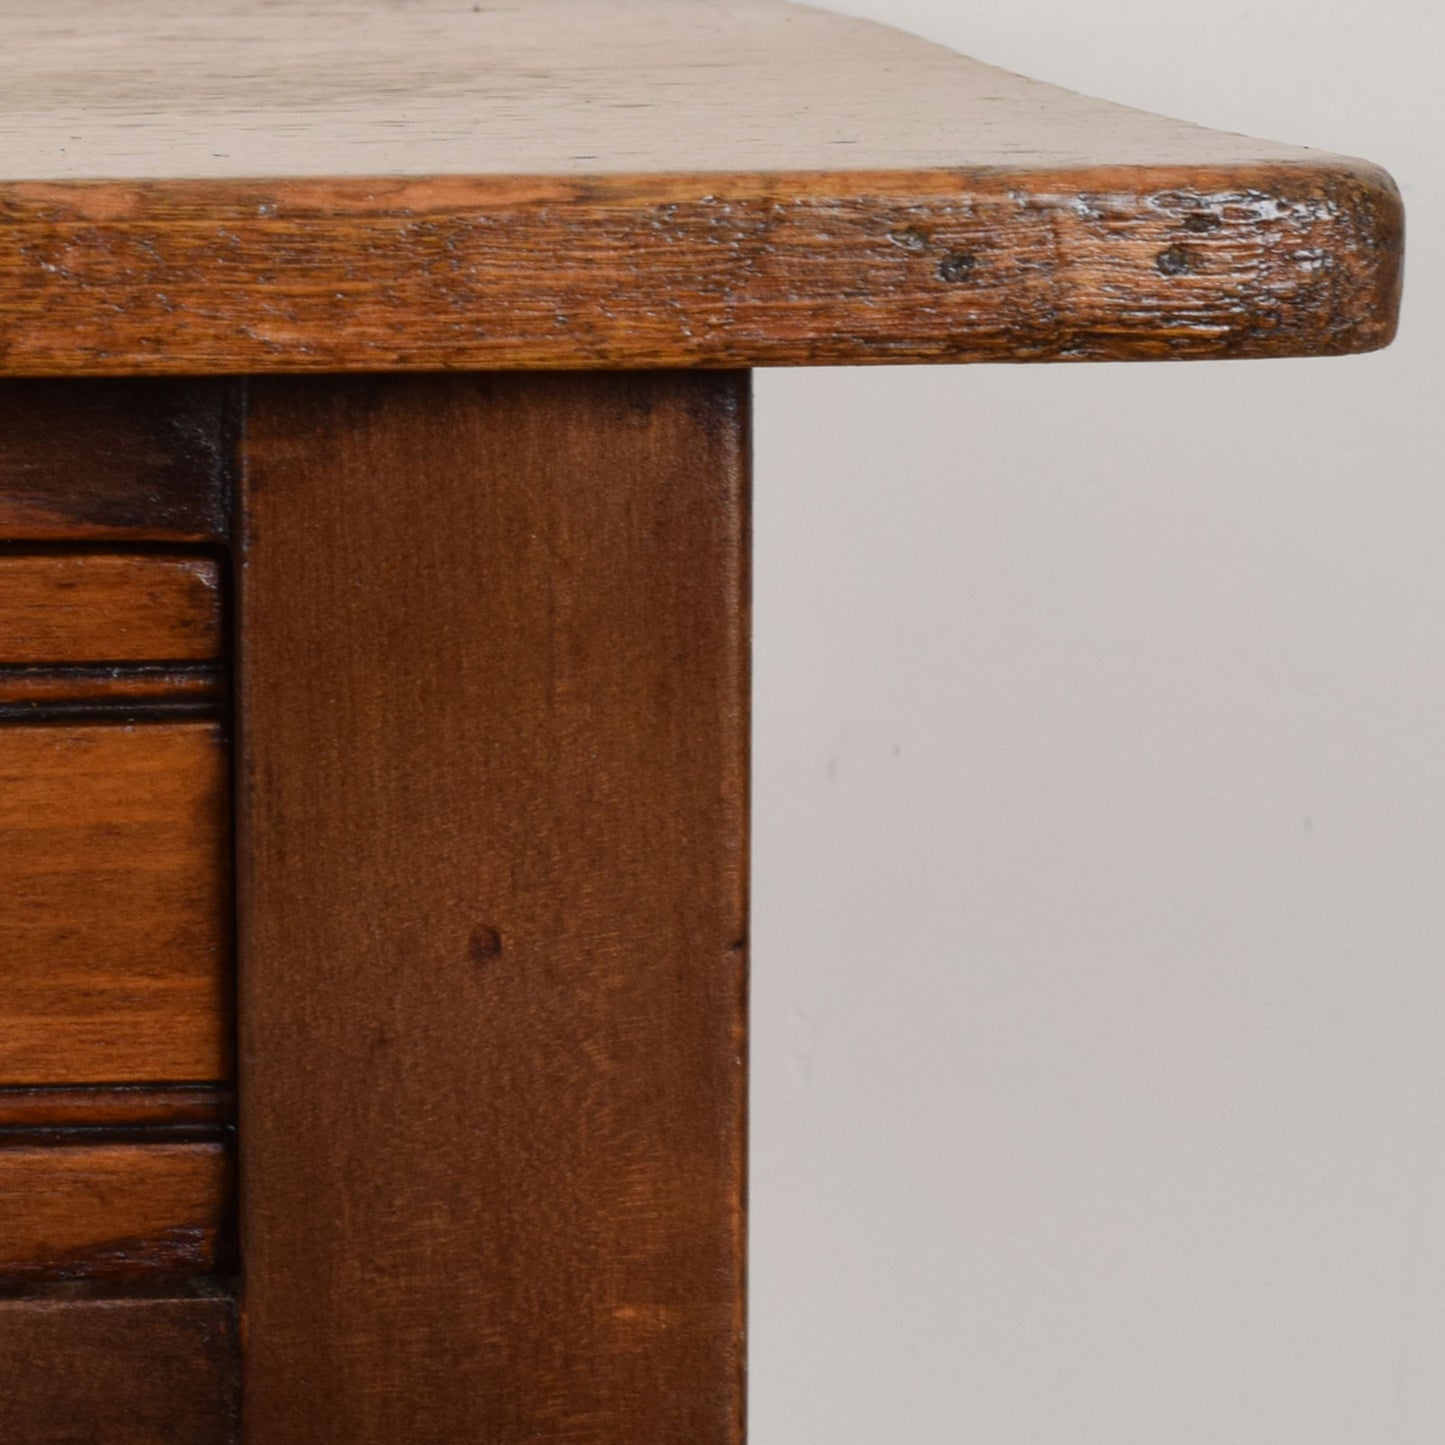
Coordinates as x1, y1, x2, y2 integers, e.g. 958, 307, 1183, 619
0, 0, 1402, 375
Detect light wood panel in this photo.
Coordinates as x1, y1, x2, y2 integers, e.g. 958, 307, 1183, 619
0, 1, 1401, 372
0, 1140, 231, 1285
0, 721, 232, 1085
0, 0, 1373, 178
239, 372, 748, 1444
0, 553, 222, 664
0, 1293, 239, 1444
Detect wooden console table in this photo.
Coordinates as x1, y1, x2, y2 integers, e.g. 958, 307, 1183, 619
0, 3, 1402, 1441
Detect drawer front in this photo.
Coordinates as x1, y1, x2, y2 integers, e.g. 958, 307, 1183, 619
0, 552, 223, 665
0, 1141, 231, 1285
0, 721, 231, 1086
0, 1296, 238, 1445
0, 390, 239, 1358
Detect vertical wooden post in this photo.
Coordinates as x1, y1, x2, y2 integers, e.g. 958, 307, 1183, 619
237, 372, 749, 1444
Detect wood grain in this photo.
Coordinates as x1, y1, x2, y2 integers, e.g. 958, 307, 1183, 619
0, 1084, 233, 1130
0, 0, 1385, 178
0, 1293, 239, 1444
0, 721, 232, 1086
0, 2, 1402, 373
0, 380, 232, 539
0, 1140, 231, 1285
0, 163, 1400, 375
239, 373, 748, 1444
0, 662, 223, 711
0, 552, 223, 664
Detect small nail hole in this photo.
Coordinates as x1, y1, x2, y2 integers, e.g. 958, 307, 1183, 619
937, 252, 977, 283
1157, 245, 1193, 275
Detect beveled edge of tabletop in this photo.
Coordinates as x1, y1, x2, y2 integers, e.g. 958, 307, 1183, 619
0, 155, 1402, 376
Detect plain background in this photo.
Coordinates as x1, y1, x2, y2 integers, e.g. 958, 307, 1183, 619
750, 1, 1440, 1441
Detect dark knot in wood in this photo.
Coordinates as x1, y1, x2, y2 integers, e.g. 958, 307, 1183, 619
467, 924, 504, 967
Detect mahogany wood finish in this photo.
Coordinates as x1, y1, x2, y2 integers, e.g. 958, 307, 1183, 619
0, 1294, 239, 1444
0, 380, 232, 540
238, 372, 749, 1444
0, 721, 231, 1086
0, 1, 1402, 376
0, 1140, 232, 1286
0, 553, 222, 664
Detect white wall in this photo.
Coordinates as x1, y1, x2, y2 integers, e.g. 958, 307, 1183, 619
751, 3, 1443, 1440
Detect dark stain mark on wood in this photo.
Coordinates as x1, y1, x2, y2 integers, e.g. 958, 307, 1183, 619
0, 380, 234, 540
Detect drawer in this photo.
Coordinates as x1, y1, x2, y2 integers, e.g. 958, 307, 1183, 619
0, 1296, 238, 1445
0, 379, 231, 542
0, 721, 231, 1086
0, 1140, 231, 1285
0, 552, 223, 665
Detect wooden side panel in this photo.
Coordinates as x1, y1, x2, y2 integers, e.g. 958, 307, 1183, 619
0, 721, 232, 1085
0, 553, 223, 664
239, 372, 749, 1444
0, 1293, 239, 1444
0, 1140, 232, 1285
0, 379, 232, 540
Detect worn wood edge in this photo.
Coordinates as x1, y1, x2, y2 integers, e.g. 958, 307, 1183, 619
0, 1293, 239, 1444
0, 159, 1402, 374
0, 1084, 234, 1129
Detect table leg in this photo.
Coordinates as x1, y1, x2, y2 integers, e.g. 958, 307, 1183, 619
237, 371, 749, 1444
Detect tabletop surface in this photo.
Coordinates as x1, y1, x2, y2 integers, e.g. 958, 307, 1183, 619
5, 0, 1323, 181
0, 0, 1403, 375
